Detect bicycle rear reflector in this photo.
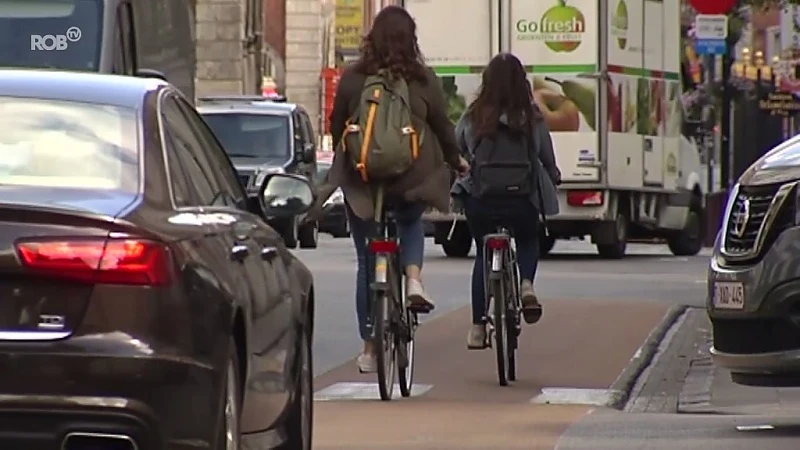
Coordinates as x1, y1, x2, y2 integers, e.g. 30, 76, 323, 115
369, 239, 398, 253
485, 237, 509, 250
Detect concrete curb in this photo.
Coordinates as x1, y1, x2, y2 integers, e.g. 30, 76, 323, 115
605, 304, 690, 410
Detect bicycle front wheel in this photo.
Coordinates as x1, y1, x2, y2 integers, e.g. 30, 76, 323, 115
374, 292, 396, 400
491, 278, 509, 386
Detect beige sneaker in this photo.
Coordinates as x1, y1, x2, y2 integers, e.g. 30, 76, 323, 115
407, 278, 435, 311
520, 280, 543, 324
356, 352, 377, 373
467, 324, 487, 349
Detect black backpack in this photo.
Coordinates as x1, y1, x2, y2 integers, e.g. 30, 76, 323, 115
471, 125, 536, 200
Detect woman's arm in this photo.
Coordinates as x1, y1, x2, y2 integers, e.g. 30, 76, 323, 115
454, 113, 470, 157
424, 69, 461, 168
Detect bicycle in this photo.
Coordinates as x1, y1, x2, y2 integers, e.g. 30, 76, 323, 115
366, 184, 430, 400
483, 226, 523, 386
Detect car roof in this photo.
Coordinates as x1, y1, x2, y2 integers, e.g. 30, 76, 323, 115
196, 96, 297, 116
0, 69, 167, 109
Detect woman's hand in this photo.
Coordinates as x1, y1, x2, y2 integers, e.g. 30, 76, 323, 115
455, 156, 470, 176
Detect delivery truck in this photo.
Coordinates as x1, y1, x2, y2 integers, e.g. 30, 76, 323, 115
409, 0, 706, 259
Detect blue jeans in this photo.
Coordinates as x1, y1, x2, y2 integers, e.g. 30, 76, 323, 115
347, 201, 426, 340
463, 196, 540, 324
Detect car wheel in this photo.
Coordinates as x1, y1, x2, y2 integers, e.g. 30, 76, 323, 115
278, 325, 313, 450
216, 339, 241, 450
299, 221, 319, 249
282, 217, 299, 249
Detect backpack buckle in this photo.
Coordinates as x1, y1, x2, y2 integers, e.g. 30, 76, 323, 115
401, 126, 415, 135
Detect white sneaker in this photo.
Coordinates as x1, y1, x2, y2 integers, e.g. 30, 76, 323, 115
407, 278, 435, 311
356, 352, 377, 373
467, 324, 487, 349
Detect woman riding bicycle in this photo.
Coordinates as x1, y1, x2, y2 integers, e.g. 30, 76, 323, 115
452, 53, 562, 349
310, 5, 469, 373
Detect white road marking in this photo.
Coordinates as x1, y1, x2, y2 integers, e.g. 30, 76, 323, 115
314, 382, 433, 401
531, 388, 621, 406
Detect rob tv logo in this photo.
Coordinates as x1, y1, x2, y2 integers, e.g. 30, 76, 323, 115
30, 27, 82, 51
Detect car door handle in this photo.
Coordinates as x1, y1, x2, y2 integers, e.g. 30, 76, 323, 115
261, 246, 278, 261
231, 244, 250, 261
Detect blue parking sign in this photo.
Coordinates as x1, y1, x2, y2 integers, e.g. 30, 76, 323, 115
695, 39, 727, 55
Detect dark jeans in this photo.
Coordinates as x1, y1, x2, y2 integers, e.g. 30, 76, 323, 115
346, 201, 426, 340
463, 196, 540, 325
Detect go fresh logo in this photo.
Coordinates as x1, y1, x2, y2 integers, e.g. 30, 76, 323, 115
610, 0, 629, 50
515, 0, 586, 53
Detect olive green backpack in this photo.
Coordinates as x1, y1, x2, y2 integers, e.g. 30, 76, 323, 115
341, 71, 420, 181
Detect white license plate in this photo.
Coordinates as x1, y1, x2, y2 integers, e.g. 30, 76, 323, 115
713, 282, 745, 310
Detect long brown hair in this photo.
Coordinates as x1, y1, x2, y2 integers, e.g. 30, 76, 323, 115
466, 53, 541, 140
353, 6, 428, 83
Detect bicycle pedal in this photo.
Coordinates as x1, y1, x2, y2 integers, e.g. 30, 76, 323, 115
408, 303, 433, 314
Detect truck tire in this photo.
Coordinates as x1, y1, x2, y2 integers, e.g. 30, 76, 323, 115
299, 221, 319, 249
329, 219, 350, 238
667, 200, 704, 256
281, 217, 299, 249
440, 222, 472, 258
596, 211, 628, 259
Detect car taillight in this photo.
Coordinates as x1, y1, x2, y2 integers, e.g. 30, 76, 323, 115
16, 238, 173, 286
369, 239, 398, 253
485, 237, 509, 250
566, 190, 604, 207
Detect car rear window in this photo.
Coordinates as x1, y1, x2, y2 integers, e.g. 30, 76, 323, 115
201, 112, 291, 159
0, 0, 102, 71
0, 96, 138, 191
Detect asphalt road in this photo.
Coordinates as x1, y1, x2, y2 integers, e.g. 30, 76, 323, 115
291, 235, 715, 448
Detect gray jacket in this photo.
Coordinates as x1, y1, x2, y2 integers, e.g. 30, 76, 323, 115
451, 113, 561, 216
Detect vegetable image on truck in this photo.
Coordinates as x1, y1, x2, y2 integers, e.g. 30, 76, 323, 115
411, 0, 705, 259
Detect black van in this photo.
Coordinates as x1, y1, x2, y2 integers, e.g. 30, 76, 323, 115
0, 0, 195, 99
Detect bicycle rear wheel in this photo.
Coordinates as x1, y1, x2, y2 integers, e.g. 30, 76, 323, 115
397, 274, 416, 397
507, 249, 520, 382
491, 278, 509, 386
374, 291, 396, 400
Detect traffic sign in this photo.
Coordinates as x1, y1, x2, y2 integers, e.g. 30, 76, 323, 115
695, 14, 728, 39
695, 38, 727, 55
689, 0, 736, 15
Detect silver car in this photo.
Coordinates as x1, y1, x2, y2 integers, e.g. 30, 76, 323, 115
708, 135, 800, 387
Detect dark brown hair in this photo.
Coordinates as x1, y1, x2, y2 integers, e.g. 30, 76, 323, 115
466, 53, 541, 140
354, 6, 428, 83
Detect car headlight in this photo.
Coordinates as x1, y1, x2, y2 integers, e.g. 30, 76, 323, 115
324, 189, 344, 206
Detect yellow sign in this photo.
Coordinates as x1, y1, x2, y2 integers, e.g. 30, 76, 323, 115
335, 0, 363, 52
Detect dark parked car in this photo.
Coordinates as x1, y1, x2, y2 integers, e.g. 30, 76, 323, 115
0, 69, 314, 450
197, 96, 319, 249
316, 159, 349, 238
708, 134, 800, 387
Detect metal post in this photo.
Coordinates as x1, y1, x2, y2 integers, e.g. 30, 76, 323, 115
704, 55, 715, 192
719, 42, 733, 191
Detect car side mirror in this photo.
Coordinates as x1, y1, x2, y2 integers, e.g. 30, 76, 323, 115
296, 143, 315, 163
136, 68, 168, 81
259, 173, 315, 218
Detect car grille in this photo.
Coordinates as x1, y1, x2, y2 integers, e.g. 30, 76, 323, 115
722, 182, 795, 264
